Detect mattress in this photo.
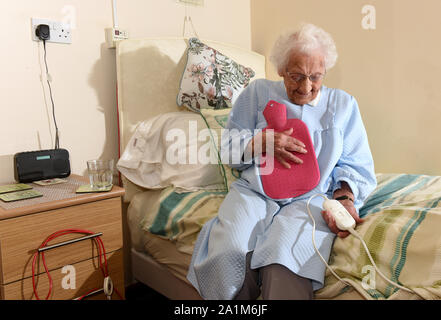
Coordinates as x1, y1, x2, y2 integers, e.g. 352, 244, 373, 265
127, 173, 441, 300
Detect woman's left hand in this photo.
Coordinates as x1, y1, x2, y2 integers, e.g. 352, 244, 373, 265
321, 199, 364, 238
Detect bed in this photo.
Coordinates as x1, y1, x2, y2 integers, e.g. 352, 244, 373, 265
115, 37, 441, 300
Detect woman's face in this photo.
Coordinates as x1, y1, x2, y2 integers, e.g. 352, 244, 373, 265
280, 51, 325, 106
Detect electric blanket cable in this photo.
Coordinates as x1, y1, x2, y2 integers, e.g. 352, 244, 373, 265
32, 229, 120, 300
306, 194, 351, 286
347, 227, 413, 293
31, 229, 123, 300
306, 194, 413, 294
42, 39, 60, 149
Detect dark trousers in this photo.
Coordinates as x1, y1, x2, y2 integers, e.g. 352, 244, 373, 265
234, 251, 313, 300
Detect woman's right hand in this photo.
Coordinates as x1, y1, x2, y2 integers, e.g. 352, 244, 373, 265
261, 128, 308, 168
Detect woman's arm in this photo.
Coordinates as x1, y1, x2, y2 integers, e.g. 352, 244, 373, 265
323, 95, 377, 238
330, 96, 377, 210
220, 80, 261, 171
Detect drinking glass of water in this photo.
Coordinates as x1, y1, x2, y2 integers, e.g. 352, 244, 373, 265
87, 159, 114, 190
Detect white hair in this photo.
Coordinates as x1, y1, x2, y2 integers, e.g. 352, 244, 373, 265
270, 23, 338, 73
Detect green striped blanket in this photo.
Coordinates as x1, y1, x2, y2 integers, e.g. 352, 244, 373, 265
139, 173, 441, 300
316, 173, 441, 300
139, 187, 227, 255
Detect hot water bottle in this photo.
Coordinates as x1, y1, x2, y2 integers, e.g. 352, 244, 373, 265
258, 100, 320, 199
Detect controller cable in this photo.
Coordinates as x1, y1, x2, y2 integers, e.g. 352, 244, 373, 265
306, 193, 413, 294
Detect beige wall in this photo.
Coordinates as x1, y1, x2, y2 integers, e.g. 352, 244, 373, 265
0, 0, 251, 183
2, 0, 440, 181
251, 0, 441, 175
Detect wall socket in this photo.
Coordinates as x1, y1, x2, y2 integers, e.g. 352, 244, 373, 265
31, 18, 72, 44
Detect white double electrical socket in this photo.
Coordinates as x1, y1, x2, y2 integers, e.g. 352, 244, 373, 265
31, 18, 72, 44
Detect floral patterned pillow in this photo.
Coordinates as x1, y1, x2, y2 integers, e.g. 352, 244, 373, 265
177, 38, 255, 112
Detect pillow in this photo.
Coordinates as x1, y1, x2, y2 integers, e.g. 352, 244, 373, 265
199, 108, 241, 191
177, 37, 255, 112
117, 111, 225, 192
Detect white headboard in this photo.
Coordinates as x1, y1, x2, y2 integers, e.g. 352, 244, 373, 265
115, 37, 266, 155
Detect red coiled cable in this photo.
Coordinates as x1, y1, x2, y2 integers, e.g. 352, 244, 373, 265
31, 229, 122, 300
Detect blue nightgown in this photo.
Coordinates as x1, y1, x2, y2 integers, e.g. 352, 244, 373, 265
187, 79, 377, 300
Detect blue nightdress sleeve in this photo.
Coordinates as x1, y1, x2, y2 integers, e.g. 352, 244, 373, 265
331, 96, 377, 210
220, 80, 263, 171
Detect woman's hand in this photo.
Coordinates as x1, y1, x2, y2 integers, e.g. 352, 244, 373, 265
263, 128, 308, 169
321, 198, 364, 238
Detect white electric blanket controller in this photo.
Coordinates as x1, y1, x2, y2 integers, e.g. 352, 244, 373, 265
307, 194, 413, 293
323, 199, 356, 231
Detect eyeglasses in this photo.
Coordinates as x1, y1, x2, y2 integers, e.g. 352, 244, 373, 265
285, 71, 325, 83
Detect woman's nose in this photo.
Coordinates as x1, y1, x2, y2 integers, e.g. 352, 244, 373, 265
298, 78, 312, 94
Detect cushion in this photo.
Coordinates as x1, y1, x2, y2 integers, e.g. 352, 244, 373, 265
117, 111, 225, 192
177, 38, 255, 112
199, 108, 241, 191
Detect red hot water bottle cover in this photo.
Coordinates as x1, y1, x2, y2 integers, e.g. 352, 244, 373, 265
258, 100, 320, 199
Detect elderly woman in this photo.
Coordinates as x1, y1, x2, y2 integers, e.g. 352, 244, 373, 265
187, 24, 377, 300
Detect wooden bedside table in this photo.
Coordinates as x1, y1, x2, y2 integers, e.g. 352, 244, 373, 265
0, 174, 125, 300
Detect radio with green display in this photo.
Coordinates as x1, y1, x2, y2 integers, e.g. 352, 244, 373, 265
14, 149, 71, 183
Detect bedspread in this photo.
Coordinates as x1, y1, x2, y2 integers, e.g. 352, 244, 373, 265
129, 173, 441, 299
131, 187, 227, 255
315, 173, 441, 300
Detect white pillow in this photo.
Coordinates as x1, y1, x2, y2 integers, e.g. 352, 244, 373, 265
117, 111, 225, 192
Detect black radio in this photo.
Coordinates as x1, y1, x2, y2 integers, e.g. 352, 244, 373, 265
14, 149, 71, 183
